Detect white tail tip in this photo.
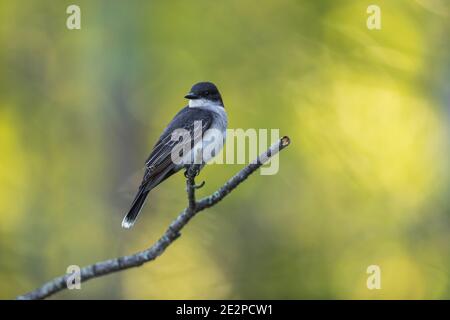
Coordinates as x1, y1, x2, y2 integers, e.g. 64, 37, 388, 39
121, 218, 135, 229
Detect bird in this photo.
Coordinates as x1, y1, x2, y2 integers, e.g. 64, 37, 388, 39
122, 82, 228, 229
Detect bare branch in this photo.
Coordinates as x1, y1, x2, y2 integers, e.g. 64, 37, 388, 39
17, 136, 291, 300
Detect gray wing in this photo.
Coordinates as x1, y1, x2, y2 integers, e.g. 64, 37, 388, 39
140, 106, 213, 190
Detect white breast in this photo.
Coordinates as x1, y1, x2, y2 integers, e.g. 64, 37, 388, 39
183, 102, 227, 165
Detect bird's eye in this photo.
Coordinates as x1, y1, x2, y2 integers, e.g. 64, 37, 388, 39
204, 91, 209, 96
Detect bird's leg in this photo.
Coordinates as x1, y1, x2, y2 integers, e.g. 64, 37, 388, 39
191, 164, 206, 189
184, 164, 206, 189
184, 164, 199, 178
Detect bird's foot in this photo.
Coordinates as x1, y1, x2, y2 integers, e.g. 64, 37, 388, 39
184, 164, 201, 178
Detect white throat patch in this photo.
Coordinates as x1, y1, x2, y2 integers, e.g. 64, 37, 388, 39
189, 98, 219, 108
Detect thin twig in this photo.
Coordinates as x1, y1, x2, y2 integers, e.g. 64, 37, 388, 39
17, 136, 291, 300
185, 164, 199, 211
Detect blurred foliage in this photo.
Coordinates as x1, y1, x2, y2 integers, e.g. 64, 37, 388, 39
0, 0, 449, 299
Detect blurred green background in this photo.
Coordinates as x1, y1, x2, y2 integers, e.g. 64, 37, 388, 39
0, 0, 449, 299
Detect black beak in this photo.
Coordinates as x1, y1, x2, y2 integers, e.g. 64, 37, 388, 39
184, 92, 200, 99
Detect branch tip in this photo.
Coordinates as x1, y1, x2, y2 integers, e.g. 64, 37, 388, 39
281, 136, 290, 147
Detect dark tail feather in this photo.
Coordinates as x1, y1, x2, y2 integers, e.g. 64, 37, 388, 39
122, 188, 150, 229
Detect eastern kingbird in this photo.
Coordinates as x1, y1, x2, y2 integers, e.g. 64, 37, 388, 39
122, 82, 228, 228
